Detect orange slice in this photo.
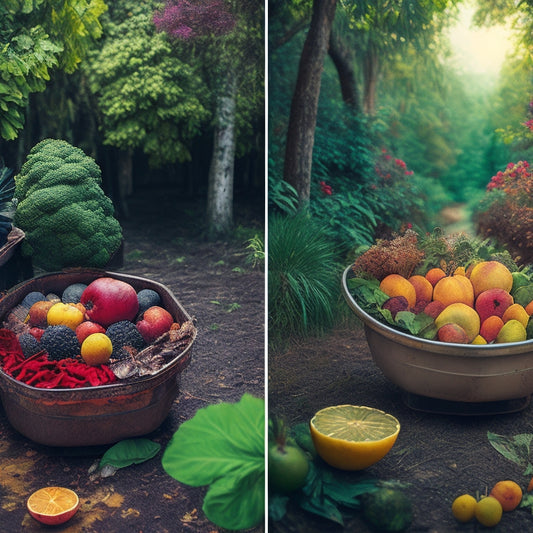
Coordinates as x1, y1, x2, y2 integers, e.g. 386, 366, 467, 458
27, 486, 80, 525
309, 405, 400, 470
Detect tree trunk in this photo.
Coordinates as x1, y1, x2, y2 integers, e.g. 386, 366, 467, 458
363, 45, 379, 115
283, 0, 337, 206
206, 68, 237, 240
116, 149, 133, 218
328, 30, 359, 110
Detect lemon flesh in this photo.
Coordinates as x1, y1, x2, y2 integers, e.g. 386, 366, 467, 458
309, 405, 400, 470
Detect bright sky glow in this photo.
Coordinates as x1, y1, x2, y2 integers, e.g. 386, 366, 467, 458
447, 2, 514, 76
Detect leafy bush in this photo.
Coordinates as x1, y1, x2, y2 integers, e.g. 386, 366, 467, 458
268, 212, 340, 340
474, 161, 533, 265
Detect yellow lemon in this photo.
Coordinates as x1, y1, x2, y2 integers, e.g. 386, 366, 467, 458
47, 302, 84, 331
452, 494, 477, 523
81, 333, 113, 366
309, 405, 400, 471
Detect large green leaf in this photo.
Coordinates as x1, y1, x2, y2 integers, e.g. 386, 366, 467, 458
162, 393, 265, 530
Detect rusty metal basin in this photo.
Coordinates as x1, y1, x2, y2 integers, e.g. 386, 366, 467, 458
342, 266, 533, 405
0, 269, 196, 447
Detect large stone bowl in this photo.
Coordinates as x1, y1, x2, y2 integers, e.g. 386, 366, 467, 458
0, 269, 196, 446
342, 266, 533, 411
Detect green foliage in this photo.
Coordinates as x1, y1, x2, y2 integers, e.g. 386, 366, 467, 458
84, 2, 210, 165
268, 172, 299, 215
268, 212, 341, 340
0, 0, 107, 140
14, 138, 122, 270
162, 393, 265, 531
245, 234, 265, 269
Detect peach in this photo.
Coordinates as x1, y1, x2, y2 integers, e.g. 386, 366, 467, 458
469, 261, 513, 298
425, 267, 447, 287
408, 275, 433, 303
379, 274, 417, 308
435, 303, 480, 343
454, 266, 466, 276
437, 323, 469, 344
480, 315, 504, 343
433, 276, 474, 307
26, 300, 55, 327
423, 300, 446, 319
136, 305, 174, 343
502, 303, 530, 328
75, 321, 106, 344
525, 300, 533, 316
475, 288, 514, 323
490, 480, 523, 512
472, 335, 488, 345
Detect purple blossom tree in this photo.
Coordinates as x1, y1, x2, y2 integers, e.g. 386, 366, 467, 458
154, 0, 245, 239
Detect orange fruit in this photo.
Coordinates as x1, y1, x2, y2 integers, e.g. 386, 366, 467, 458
47, 302, 85, 331
425, 267, 446, 287
80, 333, 113, 366
27, 486, 79, 525
408, 275, 433, 303
433, 276, 474, 307
379, 274, 416, 308
309, 405, 400, 471
489, 480, 523, 511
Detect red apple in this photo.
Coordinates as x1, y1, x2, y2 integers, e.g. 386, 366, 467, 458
80, 277, 139, 327
475, 288, 514, 323
75, 321, 106, 344
136, 306, 174, 343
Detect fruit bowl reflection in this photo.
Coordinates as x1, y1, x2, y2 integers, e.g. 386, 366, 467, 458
342, 266, 533, 406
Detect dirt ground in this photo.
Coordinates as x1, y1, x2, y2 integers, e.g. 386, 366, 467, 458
0, 187, 265, 532
268, 302, 533, 532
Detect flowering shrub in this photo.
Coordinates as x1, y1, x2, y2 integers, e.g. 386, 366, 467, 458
374, 148, 414, 185
475, 161, 533, 265
153, 0, 235, 40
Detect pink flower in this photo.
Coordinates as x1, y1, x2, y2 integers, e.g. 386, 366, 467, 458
320, 181, 333, 195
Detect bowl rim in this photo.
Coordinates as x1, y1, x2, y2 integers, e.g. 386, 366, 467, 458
342, 265, 533, 357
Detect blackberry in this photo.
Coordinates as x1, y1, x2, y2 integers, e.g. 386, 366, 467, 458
40, 325, 80, 361
106, 320, 145, 359
18, 333, 42, 358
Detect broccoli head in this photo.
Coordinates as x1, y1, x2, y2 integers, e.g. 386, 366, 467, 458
14, 139, 123, 271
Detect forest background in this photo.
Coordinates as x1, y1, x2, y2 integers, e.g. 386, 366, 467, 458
269, 0, 533, 342
1, 0, 265, 241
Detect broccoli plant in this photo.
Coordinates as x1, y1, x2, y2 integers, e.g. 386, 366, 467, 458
14, 139, 122, 271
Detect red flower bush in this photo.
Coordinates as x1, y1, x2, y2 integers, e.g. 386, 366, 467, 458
476, 161, 533, 265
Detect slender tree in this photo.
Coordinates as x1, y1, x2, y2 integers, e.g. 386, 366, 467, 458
283, 0, 337, 206
154, 0, 264, 239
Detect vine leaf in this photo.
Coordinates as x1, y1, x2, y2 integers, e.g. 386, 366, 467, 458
487, 431, 533, 475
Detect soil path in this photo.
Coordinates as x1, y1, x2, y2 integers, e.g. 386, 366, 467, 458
0, 187, 265, 532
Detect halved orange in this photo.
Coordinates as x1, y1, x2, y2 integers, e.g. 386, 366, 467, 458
27, 486, 80, 525
309, 405, 400, 470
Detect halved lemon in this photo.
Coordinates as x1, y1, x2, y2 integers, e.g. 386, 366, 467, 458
27, 486, 80, 525
309, 405, 400, 470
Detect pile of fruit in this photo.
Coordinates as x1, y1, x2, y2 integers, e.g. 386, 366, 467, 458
351, 259, 533, 345
0, 276, 188, 388
452, 479, 526, 527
